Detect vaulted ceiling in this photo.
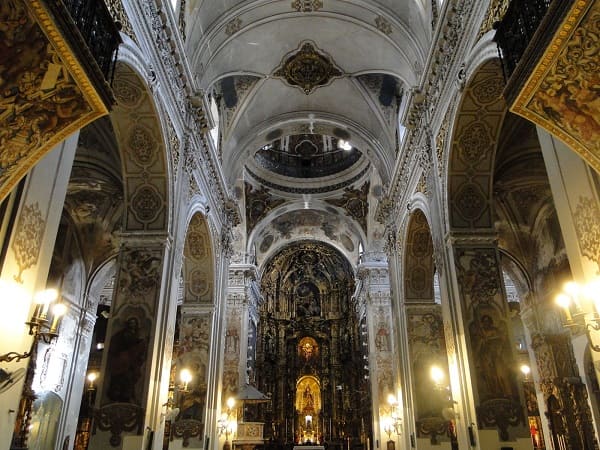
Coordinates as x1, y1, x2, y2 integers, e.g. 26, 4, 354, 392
183, 0, 434, 266
185, 0, 431, 184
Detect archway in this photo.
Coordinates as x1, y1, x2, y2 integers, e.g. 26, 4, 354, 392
296, 374, 321, 444
401, 209, 453, 446
168, 211, 215, 448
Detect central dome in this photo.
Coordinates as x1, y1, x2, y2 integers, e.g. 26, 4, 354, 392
254, 134, 362, 179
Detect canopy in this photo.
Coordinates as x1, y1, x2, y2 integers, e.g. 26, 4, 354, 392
237, 384, 270, 403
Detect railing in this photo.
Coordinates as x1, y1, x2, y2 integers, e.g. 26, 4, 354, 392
493, 0, 552, 78
60, 0, 121, 80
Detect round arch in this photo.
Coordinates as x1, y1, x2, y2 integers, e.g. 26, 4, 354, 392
402, 209, 435, 303
446, 58, 506, 231
110, 60, 171, 233
182, 211, 215, 304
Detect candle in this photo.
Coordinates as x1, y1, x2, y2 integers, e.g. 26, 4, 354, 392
35, 289, 58, 320
50, 303, 67, 333
556, 294, 573, 321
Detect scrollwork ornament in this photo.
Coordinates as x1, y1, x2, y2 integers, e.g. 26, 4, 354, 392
12, 202, 46, 283
220, 228, 234, 260
573, 196, 600, 271
273, 41, 343, 95
476, 398, 524, 441
383, 226, 398, 256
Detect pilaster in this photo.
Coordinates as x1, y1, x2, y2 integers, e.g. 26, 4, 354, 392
0, 134, 78, 450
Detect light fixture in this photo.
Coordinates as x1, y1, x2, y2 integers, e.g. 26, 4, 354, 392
430, 365, 445, 387
555, 279, 600, 352
520, 364, 531, 378
2, 288, 67, 450
180, 368, 193, 392
87, 371, 98, 388
383, 393, 402, 447
337, 139, 352, 151
218, 397, 236, 450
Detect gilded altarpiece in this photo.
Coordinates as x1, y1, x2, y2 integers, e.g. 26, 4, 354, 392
530, 333, 598, 450
256, 242, 370, 445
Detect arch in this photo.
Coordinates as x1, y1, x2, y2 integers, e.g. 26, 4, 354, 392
446, 59, 506, 231
226, 112, 395, 186
109, 61, 170, 233
259, 240, 355, 315
249, 202, 366, 268
403, 209, 435, 303
182, 212, 215, 304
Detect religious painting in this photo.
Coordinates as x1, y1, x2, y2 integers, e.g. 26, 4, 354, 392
104, 306, 151, 405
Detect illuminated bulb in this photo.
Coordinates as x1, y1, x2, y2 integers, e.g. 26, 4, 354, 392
34, 288, 58, 304
33, 288, 59, 319
180, 368, 192, 390
430, 365, 445, 386
337, 139, 352, 151
387, 394, 397, 405
226, 396, 235, 410
555, 293, 573, 321
87, 372, 98, 383
50, 303, 67, 332
520, 365, 531, 376
564, 281, 579, 297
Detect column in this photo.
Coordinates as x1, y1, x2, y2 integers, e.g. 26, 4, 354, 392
446, 237, 531, 449
0, 134, 78, 450
87, 234, 173, 450
538, 127, 600, 442
385, 234, 416, 450
358, 262, 397, 450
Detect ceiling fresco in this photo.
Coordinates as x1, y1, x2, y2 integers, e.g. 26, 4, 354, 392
253, 209, 361, 266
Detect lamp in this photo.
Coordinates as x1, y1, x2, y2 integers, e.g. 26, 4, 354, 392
218, 397, 236, 450
430, 366, 445, 389
3, 288, 67, 450
382, 394, 401, 450
555, 279, 600, 352
1, 289, 64, 363
180, 368, 193, 392
429, 366, 458, 444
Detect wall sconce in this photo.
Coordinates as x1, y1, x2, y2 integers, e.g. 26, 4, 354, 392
4, 288, 67, 449
430, 365, 458, 423
218, 397, 236, 450
520, 365, 531, 380
430, 365, 452, 401
383, 393, 401, 450
430, 366, 445, 389
555, 279, 600, 352
1, 289, 65, 363
87, 371, 99, 389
